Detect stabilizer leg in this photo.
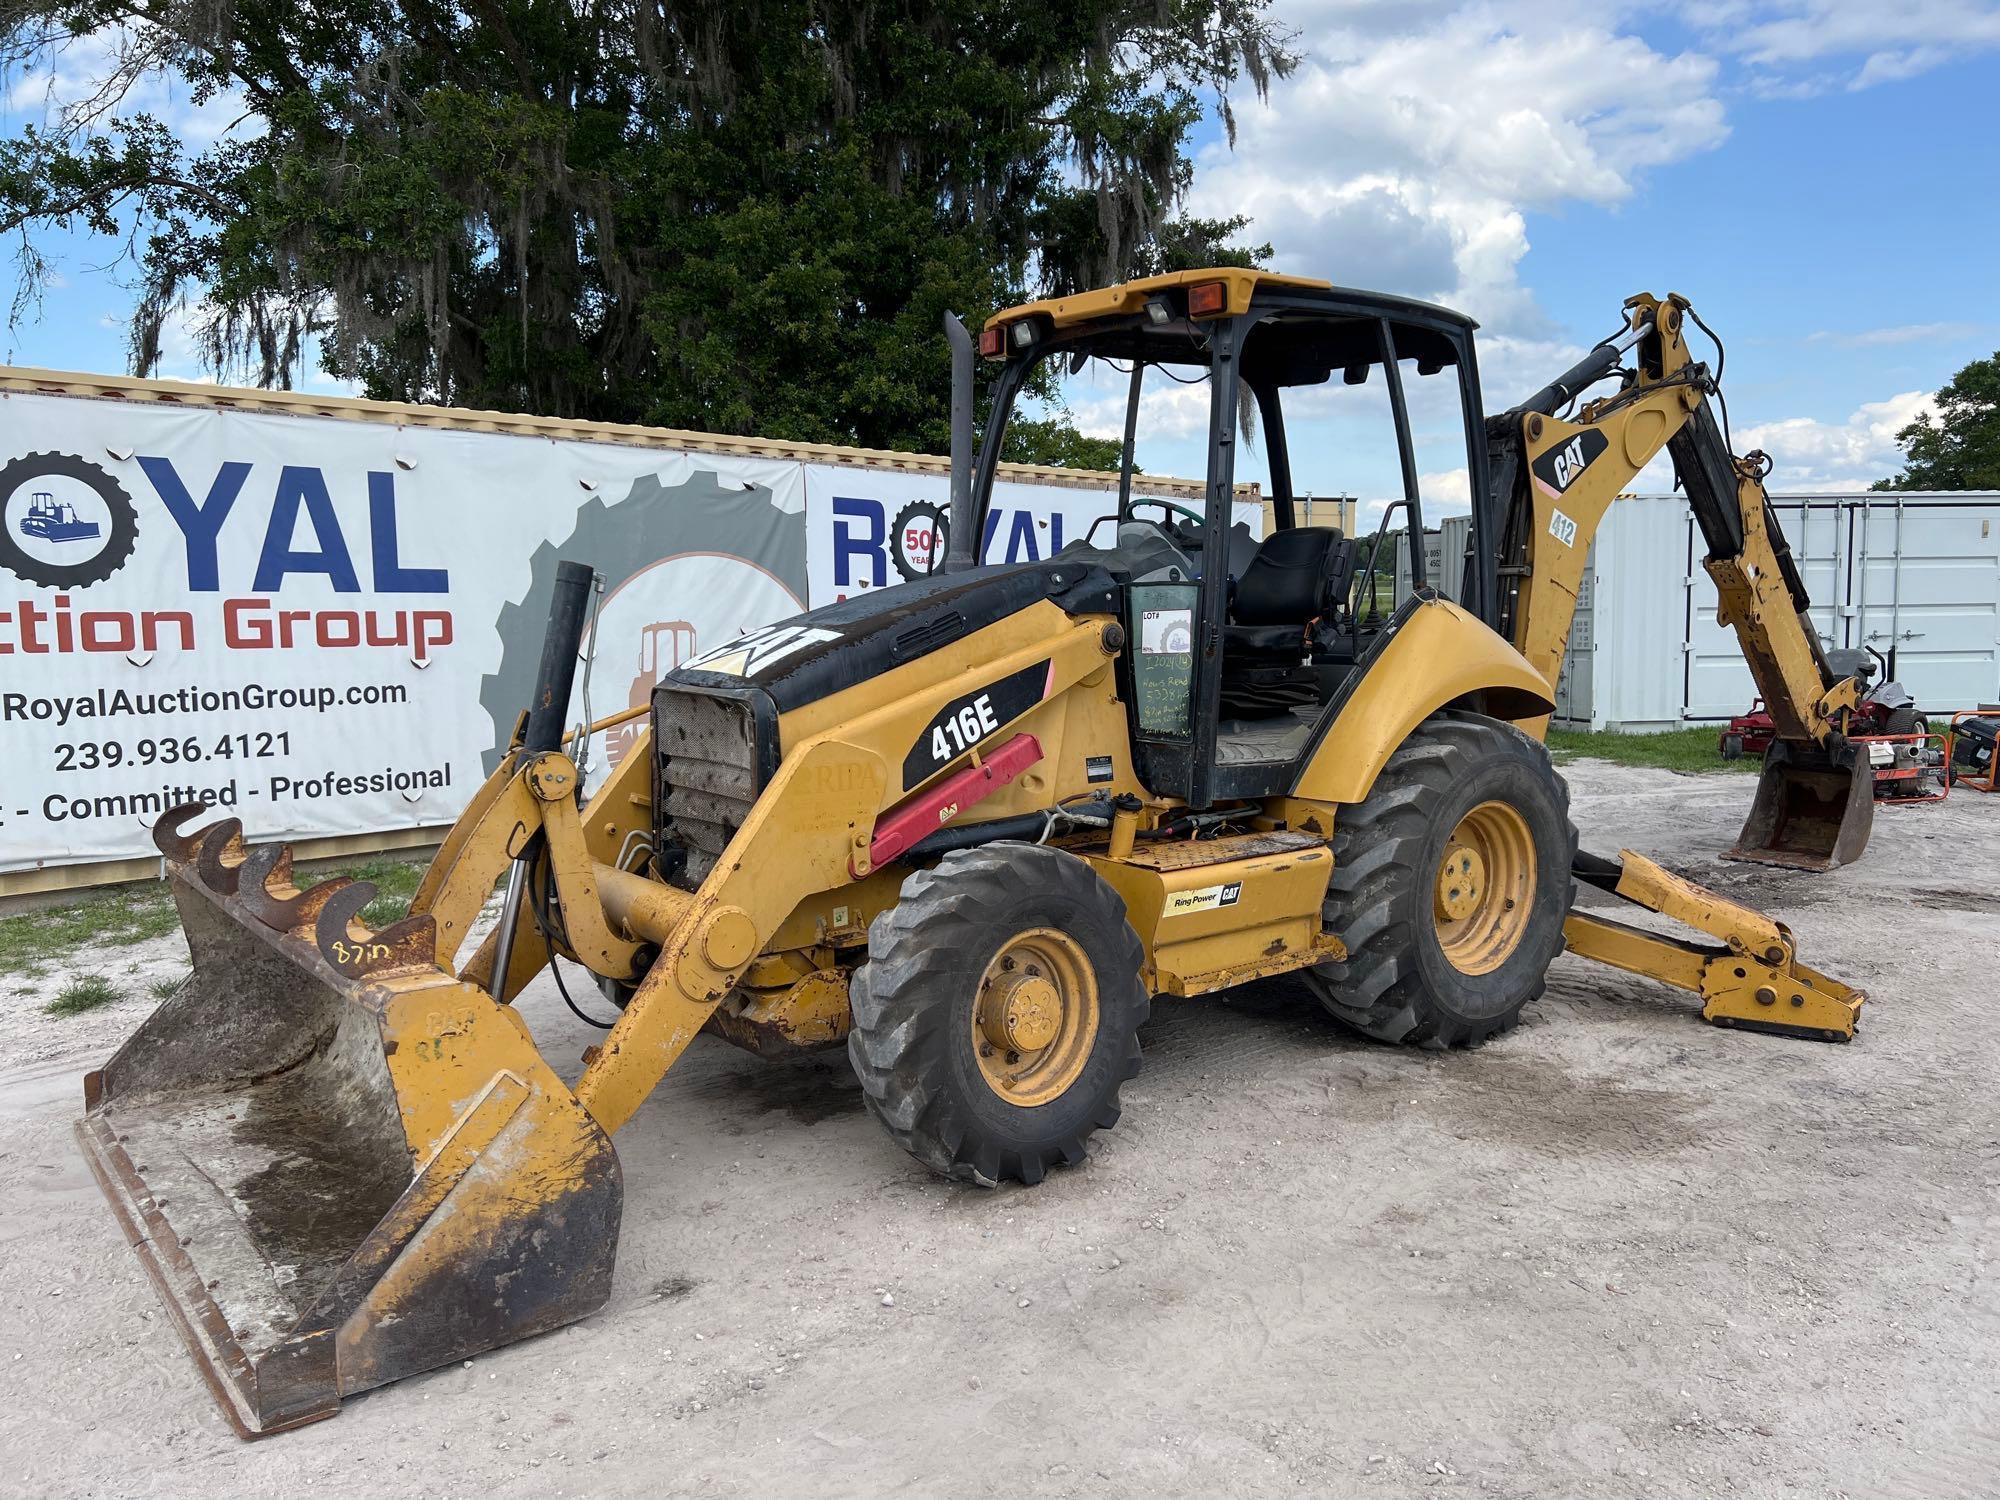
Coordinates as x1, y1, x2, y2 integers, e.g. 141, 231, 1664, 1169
1564, 849, 1864, 1042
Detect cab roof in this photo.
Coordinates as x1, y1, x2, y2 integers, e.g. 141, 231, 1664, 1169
984, 267, 1477, 336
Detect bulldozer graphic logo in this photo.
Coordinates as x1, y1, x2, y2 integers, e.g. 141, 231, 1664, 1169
603, 619, 698, 772
0, 451, 140, 588
480, 471, 809, 776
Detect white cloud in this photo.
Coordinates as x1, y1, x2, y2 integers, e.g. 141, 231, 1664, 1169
1418, 465, 1472, 515
1190, 2, 1995, 345
1806, 322, 1988, 348
1072, 378, 1212, 443
4, 26, 254, 143
1734, 390, 1931, 490
1690, 0, 2000, 93
1072, 2, 1988, 507
1191, 6, 1729, 335
136, 296, 221, 384
303, 368, 364, 397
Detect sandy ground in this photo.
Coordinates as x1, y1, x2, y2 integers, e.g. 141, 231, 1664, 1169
2, 760, 1996, 1499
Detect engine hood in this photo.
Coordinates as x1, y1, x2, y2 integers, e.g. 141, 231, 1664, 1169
663, 559, 1119, 713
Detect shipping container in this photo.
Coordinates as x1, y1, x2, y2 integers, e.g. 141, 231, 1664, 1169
1556, 492, 2000, 731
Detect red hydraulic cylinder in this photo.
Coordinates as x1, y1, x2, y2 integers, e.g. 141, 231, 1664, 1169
862, 733, 1044, 870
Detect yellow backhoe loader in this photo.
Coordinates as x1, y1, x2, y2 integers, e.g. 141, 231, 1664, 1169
79, 270, 1872, 1435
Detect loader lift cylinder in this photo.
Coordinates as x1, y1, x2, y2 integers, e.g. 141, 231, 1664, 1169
493, 558, 598, 990
523, 559, 597, 754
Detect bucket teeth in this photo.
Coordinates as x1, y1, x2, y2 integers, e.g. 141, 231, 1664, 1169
152, 801, 218, 862
235, 841, 293, 903
234, 843, 348, 935
313, 881, 439, 978
193, 818, 248, 894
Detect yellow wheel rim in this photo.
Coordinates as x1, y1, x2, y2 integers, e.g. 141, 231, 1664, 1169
971, 928, 1099, 1107
1433, 800, 1536, 976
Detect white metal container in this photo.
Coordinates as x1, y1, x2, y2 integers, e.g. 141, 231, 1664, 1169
1556, 492, 2000, 731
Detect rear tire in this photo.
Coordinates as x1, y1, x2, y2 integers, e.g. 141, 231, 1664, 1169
1305, 712, 1576, 1048
1721, 733, 1744, 761
1883, 707, 1925, 737
847, 842, 1149, 1186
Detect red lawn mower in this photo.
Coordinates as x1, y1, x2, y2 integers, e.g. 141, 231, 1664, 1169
1719, 648, 1947, 803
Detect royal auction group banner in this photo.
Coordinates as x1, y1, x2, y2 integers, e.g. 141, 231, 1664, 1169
0, 378, 1244, 877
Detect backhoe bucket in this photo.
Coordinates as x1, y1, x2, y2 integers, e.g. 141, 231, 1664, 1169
1726, 740, 1874, 871
76, 806, 620, 1436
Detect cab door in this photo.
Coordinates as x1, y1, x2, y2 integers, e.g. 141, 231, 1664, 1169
1113, 315, 1246, 808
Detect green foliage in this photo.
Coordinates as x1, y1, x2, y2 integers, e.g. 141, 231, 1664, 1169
1546, 726, 1759, 775
0, 2, 1294, 460
47, 973, 118, 1015
1874, 352, 2000, 491
306, 855, 429, 928
1000, 416, 1126, 471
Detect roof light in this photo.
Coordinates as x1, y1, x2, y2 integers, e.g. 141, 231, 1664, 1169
1144, 297, 1172, 326
978, 325, 1005, 359
1009, 319, 1037, 350
1187, 280, 1228, 318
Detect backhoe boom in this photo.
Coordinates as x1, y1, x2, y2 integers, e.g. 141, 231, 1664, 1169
1490, 292, 1871, 869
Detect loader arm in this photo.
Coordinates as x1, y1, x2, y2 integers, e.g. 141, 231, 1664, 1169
1487, 292, 1872, 870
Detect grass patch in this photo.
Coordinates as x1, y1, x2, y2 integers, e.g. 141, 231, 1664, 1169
1546, 725, 1757, 775
0, 885, 180, 971
148, 973, 187, 1000
2, 851, 431, 976
305, 856, 427, 928
46, 973, 118, 1016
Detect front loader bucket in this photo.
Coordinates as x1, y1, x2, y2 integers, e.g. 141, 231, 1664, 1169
1725, 740, 1875, 871
77, 806, 620, 1436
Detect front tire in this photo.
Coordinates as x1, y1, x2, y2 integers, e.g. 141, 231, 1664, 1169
1305, 713, 1575, 1048
847, 843, 1149, 1186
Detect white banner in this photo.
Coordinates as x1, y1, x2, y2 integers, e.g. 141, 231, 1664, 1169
0, 386, 1246, 875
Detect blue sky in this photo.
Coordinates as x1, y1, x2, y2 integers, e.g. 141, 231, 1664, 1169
1066, 0, 2000, 511
4, 1, 1997, 510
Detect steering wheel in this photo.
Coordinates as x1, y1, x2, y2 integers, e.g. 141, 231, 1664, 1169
1125, 497, 1207, 549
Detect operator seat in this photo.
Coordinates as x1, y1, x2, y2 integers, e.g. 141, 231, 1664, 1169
1219, 526, 1355, 718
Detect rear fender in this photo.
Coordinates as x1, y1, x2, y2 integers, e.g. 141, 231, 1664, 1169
1292, 599, 1555, 807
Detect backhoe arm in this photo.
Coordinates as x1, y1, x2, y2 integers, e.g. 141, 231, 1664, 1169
1475, 292, 1875, 1042
1489, 292, 1872, 870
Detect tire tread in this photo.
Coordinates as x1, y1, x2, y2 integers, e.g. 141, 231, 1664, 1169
1307, 712, 1576, 1048
846, 842, 1148, 1186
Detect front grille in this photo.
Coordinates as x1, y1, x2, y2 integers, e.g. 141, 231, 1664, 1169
652, 686, 764, 890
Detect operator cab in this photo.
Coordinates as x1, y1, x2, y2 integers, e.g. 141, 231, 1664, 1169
957, 270, 1494, 808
